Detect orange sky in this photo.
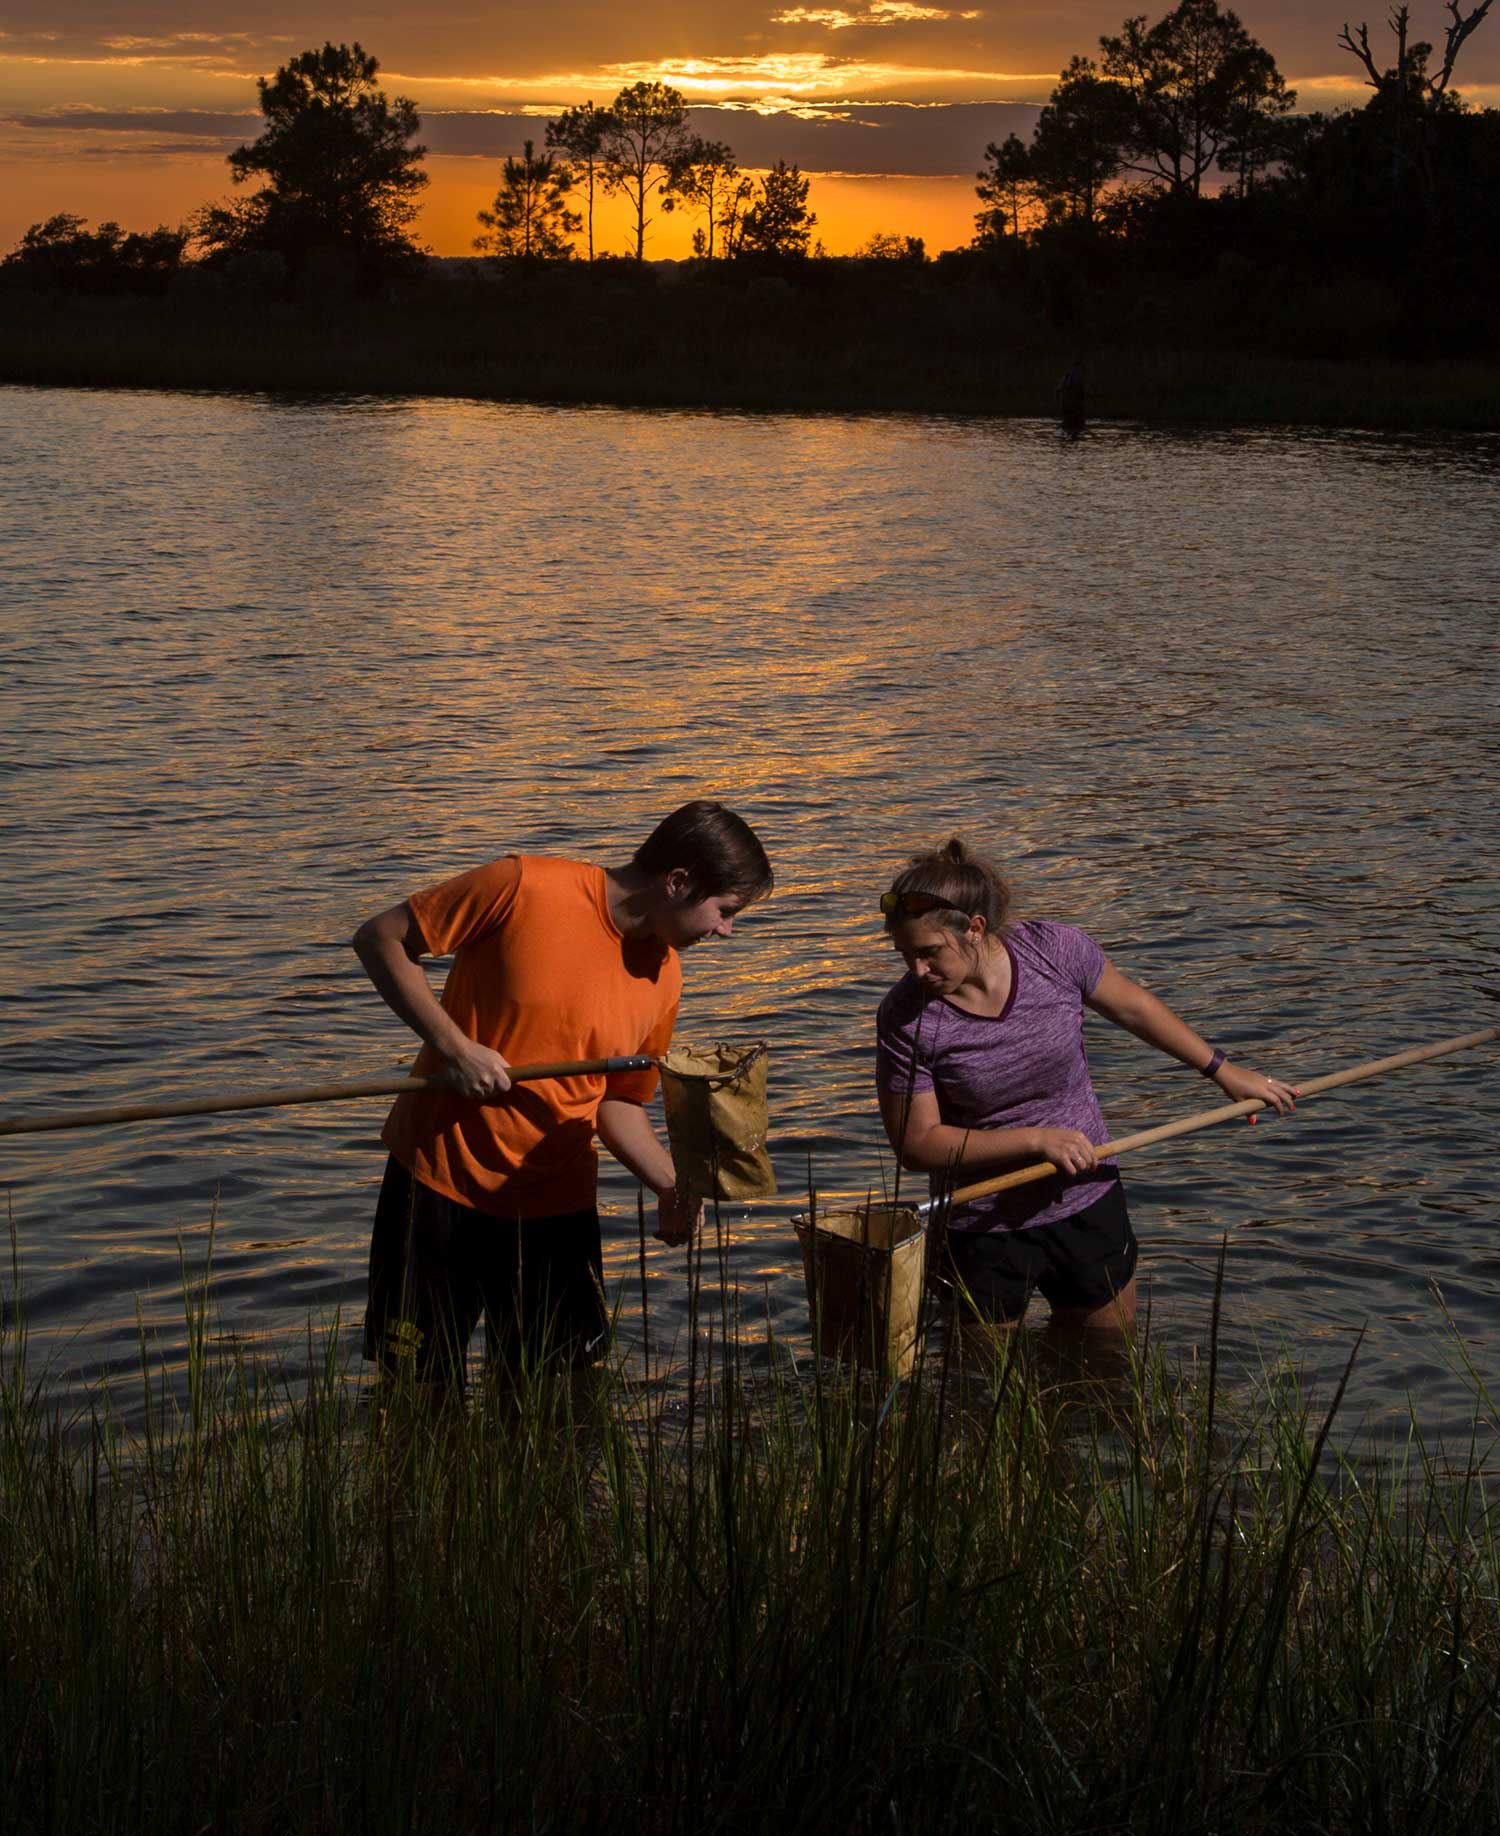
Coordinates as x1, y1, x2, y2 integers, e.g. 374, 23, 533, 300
3, 5, 1496, 256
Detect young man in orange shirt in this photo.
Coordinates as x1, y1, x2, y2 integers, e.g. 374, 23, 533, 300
354, 800, 773, 1393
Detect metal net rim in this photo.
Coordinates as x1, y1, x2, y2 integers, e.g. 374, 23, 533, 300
657, 1041, 768, 1090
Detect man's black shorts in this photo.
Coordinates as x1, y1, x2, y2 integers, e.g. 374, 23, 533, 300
362, 1156, 608, 1381
944, 1178, 1138, 1324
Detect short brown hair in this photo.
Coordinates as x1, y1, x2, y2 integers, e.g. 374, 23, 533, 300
634, 801, 774, 901
883, 837, 1012, 935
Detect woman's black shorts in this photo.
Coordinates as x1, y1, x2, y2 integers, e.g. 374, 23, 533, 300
362, 1156, 607, 1382
943, 1178, 1138, 1324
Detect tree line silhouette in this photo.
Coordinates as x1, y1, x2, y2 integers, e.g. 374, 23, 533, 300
3, 1, 1496, 368
975, 0, 1496, 246
2, 50, 819, 290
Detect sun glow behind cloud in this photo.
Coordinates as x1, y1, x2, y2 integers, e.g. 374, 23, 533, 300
550, 54, 1044, 99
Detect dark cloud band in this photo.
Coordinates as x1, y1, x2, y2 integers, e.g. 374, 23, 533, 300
5, 100, 1042, 176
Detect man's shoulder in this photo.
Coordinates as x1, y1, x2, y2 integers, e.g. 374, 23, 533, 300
407, 852, 523, 950
513, 851, 581, 876
511, 853, 598, 898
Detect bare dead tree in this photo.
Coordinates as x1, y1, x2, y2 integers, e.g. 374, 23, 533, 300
1339, 3, 1496, 95
1432, 0, 1498, 91
1338, 8, 1417, 204
1339, 10, 1405, 92
1337, 4, 1495, 207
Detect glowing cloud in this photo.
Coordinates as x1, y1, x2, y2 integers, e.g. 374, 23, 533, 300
99, 34, 271, 52
578, 54, 1035, 97
773, 3, 984, 25
718, 95, 865, 117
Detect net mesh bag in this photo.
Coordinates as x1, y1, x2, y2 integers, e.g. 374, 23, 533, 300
659, 1042, 775, 1203
794, 1205, 927, 1379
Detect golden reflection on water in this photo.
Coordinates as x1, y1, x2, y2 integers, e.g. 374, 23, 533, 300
3, 392, 1498, 1437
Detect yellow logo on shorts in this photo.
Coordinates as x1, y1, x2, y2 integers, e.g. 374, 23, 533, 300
389, 1319, 425, 1358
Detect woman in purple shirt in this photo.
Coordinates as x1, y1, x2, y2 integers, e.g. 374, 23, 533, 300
876, 839, 1296, 1332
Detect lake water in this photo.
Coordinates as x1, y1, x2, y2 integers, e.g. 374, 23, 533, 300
3, 385, 1498, 1442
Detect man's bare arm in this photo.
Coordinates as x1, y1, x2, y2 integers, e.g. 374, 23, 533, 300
352, 901, 513, 1099
596, 1097, 700, 1245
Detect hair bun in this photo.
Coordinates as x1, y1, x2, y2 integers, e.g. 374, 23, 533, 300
884, 835, 1012, 937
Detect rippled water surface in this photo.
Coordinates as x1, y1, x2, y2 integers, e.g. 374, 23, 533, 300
3, 387, 1498, 1437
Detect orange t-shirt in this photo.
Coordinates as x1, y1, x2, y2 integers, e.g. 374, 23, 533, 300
380, 855, 681, 1219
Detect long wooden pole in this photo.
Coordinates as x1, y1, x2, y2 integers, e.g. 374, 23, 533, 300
0, 1055, 659, 1139
921, 1023, 1499, 1214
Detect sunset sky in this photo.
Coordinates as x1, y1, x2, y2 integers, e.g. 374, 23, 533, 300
4, 4, 1497, 256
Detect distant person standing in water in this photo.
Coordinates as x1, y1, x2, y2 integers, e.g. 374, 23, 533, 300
875, 839, 1295, 1333
353, 800, 773, 1398
1056, 358, 1087, 432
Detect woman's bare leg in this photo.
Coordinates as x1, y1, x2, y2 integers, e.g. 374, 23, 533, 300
1048, 1275, 1136, 1335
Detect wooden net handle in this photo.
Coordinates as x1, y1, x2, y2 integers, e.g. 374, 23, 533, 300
936, 1023, 1500, 1211
0, 1055, 659, 1138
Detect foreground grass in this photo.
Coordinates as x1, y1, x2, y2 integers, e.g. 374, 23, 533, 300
2, 1250, 1499, 1835
3, 283, 1498, 429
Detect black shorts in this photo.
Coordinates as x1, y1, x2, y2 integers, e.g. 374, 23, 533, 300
362, 1156, 608, 1381
944, 1179, 1138, 1324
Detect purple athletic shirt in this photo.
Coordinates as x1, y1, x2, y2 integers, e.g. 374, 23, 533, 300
875, 920, 1118, 1233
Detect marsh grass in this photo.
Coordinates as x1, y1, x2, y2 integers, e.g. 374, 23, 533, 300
2, 1215, 1499, 1835
3, 283, 1497, 429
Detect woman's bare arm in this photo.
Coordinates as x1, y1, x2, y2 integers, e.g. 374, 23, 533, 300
1085, 964, 1296, 1113
877, 1085, 1100, 1179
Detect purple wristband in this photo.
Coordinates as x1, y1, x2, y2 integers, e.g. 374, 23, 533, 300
1201, 1048, 1226, 1078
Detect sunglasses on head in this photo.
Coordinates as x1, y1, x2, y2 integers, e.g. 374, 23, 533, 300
879, 890, 955, 918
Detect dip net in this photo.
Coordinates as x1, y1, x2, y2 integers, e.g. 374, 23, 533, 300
794, 1204, 927, 1380
658, 1042, 775, 1205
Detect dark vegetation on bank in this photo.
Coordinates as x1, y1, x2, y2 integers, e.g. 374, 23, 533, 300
3, 249, 1497, 429
3, 5, 1498, 426
3, 1232, 1500, 1835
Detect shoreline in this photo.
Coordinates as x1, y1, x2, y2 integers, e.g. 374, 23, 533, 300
5, 290, 1498, 432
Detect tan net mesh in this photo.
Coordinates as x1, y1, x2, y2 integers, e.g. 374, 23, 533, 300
794, 1205, 927, 1379
659, 1042, 775, 1203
